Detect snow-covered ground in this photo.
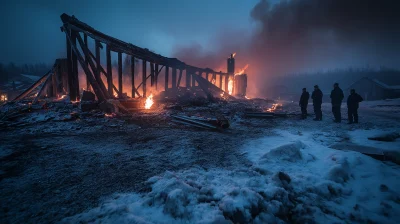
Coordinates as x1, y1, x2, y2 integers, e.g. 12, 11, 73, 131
1, 99, 399, 223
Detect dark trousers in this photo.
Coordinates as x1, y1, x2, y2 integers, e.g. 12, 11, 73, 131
301, 105, 308, 118
332, 105, 341, 122
348, 107, 358, 123
313, 104, 322, 120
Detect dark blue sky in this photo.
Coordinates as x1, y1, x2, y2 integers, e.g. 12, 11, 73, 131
0, 0, 261, 64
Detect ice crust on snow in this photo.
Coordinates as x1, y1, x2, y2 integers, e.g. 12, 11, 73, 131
63, 131, 400, 224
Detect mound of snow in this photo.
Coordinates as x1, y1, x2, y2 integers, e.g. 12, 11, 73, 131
260, 141, 305, 163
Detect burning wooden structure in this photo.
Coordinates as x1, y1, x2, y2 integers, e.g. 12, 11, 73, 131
57, 14, 235, 103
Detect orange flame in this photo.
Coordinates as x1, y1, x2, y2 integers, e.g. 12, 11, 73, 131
144, 94, 154, 109
266, 103, 282, 112
228, 78, 234, 95
232, 52, 236, 58
235, 64, 249, 76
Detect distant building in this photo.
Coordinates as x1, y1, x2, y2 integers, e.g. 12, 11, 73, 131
346, 77, 400, 101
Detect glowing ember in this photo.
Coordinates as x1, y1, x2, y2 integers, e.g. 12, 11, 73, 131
245, 96, 250, 99
144, 94, 154, 109
232, 52, 236, 58
228, 78, 234, 95
59, 95, 67, 100
212, 79, 216, 84
114, 93, 118, 98
104, 113, 116, 118
235, 64, 249, 76
266, 103, 282, 112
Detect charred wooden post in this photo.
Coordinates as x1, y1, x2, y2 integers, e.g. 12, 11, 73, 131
118, 52, 123, 97
186, 69, 191, 88
75, 34, 110, 98
64, 27, 106, 101
177, 69, 183, 87
150, 62, 155, 87
165, 66, 169, 91
84, 34, 90, 90
131, 56, 135, 98
154, 64, 159, 90
95, 40, 102, 86
71, 30, 79, 101
52, 71, 58, 97
212, 73, 216, 85
142, 60, 147, 97
106, 45, 113, 97
172, 68, 177, 90
225, 75, 229, 93
191, 72, 196, 87
219, 74, 223, 89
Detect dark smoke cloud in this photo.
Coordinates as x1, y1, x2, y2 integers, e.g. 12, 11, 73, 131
173, 0, 400, 97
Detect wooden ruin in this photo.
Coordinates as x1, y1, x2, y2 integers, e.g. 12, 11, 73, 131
58, 13, 235, 102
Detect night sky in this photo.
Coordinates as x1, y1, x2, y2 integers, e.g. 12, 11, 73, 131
1, 0, 399, 87
0, 0, 260, 64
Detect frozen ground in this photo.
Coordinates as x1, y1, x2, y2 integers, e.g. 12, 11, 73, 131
0, 100, 399, 223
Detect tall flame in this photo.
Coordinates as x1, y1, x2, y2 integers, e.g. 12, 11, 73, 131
144, 94, 154, 109
235, 64, 249, 76
228, 78, 234, 95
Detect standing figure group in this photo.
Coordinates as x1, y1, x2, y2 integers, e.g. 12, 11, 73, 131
299, 83, 363, 124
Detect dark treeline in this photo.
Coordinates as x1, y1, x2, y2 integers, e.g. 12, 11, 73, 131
0, 62, 52, 84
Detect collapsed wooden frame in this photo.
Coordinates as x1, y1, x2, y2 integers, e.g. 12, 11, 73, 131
60, 13, 235, 102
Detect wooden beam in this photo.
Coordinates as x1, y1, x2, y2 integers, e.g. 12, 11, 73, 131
219, 74, 223, 89
165, 66, 169, 91
225, 75, 229, 93
154, 64, 159, 90
64, 26, 106, 101
84, 34, 90, 90
12, 70, 51, 101
75, 34, 110, 99
118, 52, 123, 97
66, 29, 74, 101
71, 30, 80, 101
186, 69, 191, 87
95, 40, 102, 83
177, 69, 183, 87
33, 73, 53, 104
106, 45, 113, 97
192, 72, 196, 87
142, 60, 147, 97
172, 68, 177, 90
150, 62, 155, 87
131, 56, 135, 98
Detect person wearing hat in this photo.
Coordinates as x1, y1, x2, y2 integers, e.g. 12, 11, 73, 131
330, 83, 344, 123
299, 88, 310, 119
311, 85, 323, 121
347, 89, 363, 124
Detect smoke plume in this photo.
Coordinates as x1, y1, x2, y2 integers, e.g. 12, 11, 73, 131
173, 0, 400, 97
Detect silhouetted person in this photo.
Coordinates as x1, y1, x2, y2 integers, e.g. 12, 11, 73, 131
330, 83, 344, 123
347, 89, 363, 124
299, 88, 310, 119
311, 85, 323, 121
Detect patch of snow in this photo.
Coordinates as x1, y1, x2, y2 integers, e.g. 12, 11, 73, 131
63, 130, 400, 224
349, 129, 400, 152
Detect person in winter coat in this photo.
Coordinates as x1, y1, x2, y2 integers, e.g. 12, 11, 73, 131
330, 83, 344, 123
311, 85, 323, 121
299, 88, 310, 119
347, 89, 363, 124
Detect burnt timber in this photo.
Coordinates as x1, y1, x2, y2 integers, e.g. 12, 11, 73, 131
57, 13, 235, 103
